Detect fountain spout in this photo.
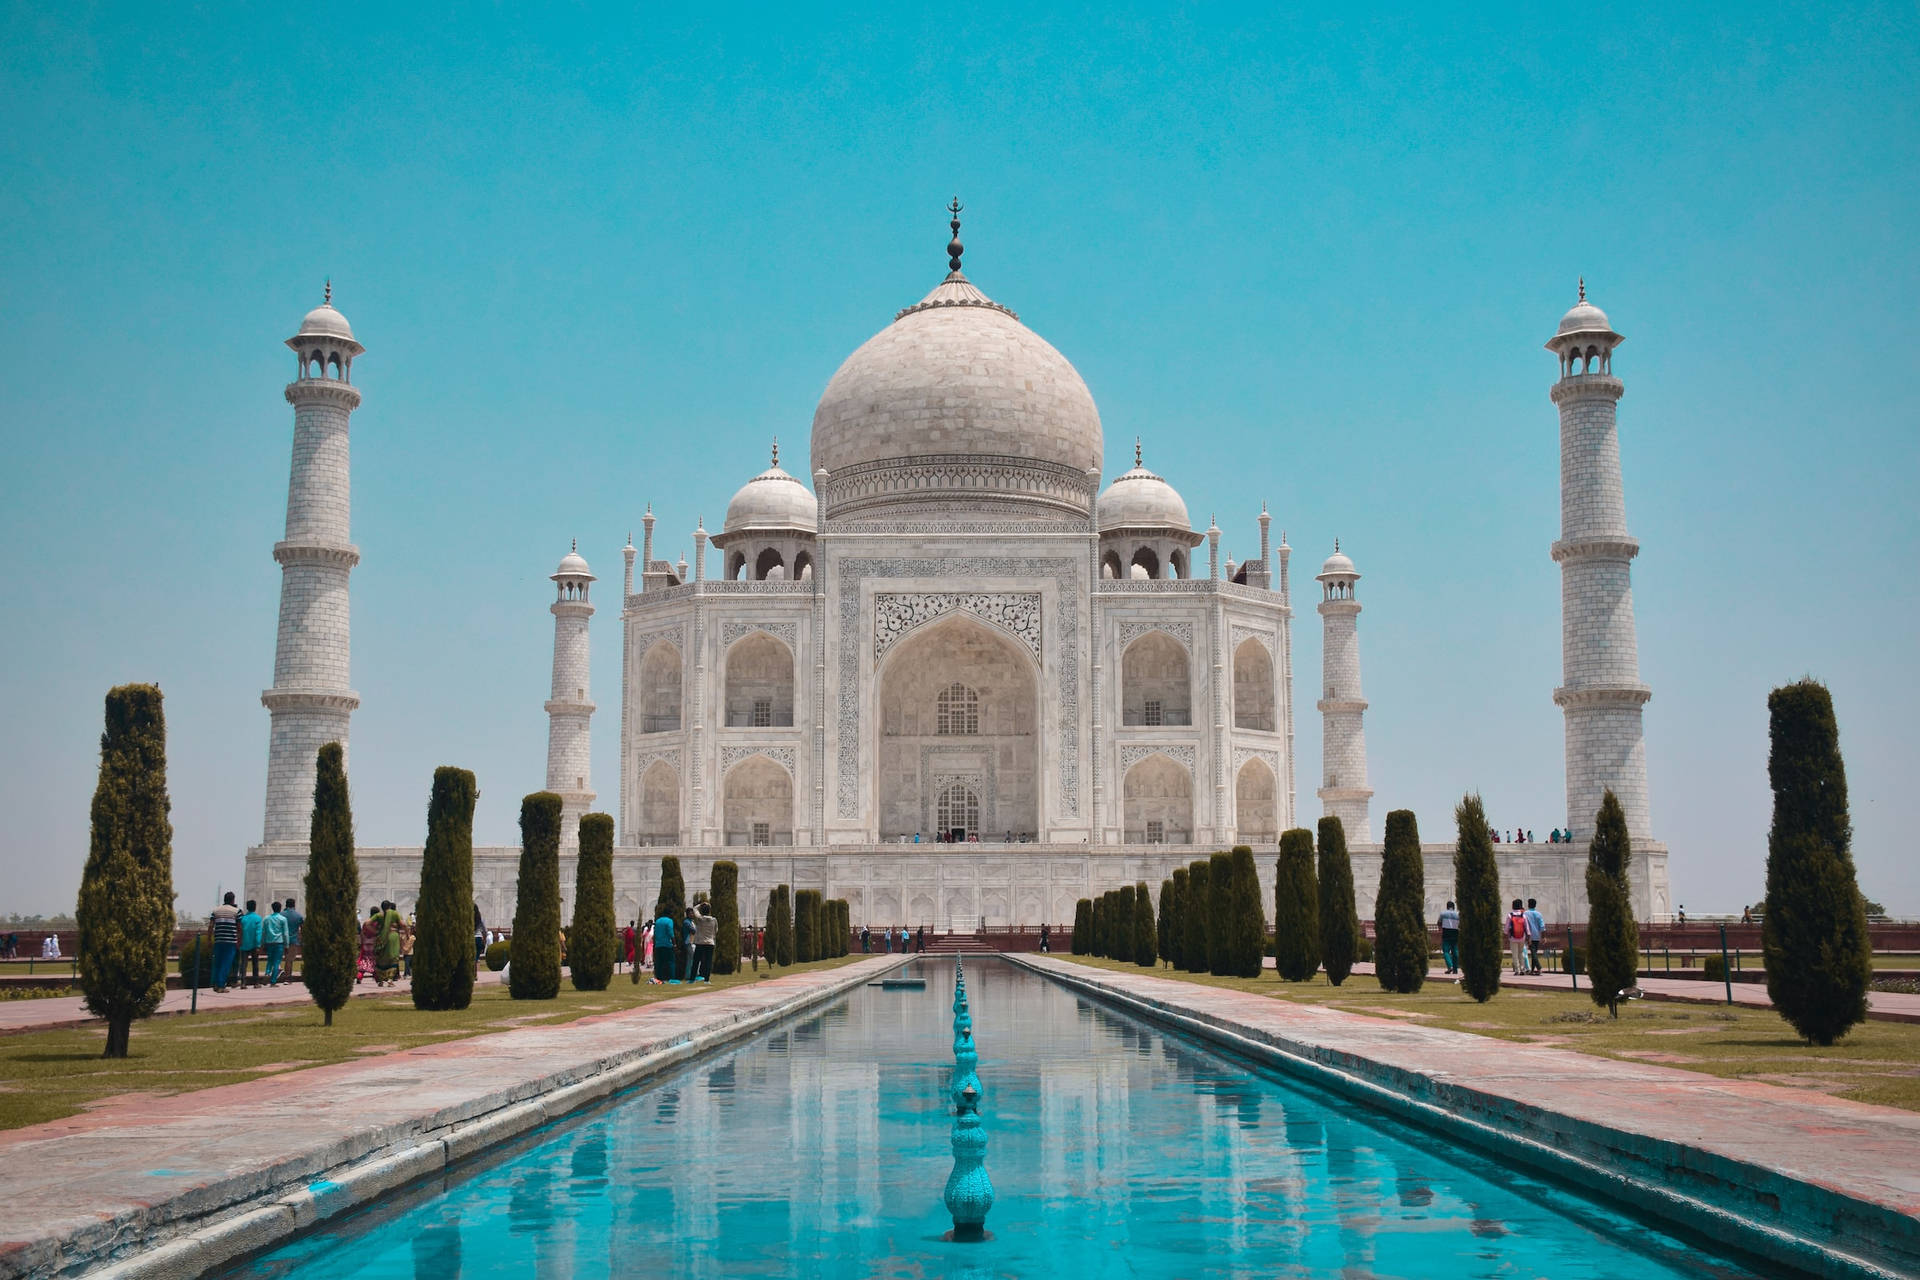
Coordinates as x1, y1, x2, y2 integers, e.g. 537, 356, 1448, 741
943, 958, 994, 1241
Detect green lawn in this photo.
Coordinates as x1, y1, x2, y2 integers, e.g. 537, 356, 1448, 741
0, 957, 857, 1131
1058, 954, 1920, 1113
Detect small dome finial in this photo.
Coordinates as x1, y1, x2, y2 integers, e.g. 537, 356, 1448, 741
571, 536, 577, 553
947, 196, 965, 273
771, 436, 779, 467
1134, 436, 1142, 468
1334, 537, 1340, 552
1578, 276, 1586, 303
323, 277, 332, 306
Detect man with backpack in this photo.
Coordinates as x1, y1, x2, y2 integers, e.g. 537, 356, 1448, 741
1507, 899, 1530, 976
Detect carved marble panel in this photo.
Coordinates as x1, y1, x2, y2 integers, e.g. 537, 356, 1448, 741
721, 745, 796, 777
873, 593, 1041, 661
722, 620, 799, 651
1118, 620, 1194, 652
1118, 743, 1197, 772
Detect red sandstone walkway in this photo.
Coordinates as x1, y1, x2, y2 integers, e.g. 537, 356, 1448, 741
0, 956, 898, 1280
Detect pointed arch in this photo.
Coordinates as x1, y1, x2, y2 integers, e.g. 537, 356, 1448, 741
1232, 636, 1275, 731
639, 640, 682, 732
723, 753, 793, 845
1121, 630, 1191, 726
1123, 752, 1191, 845
636, 758, 679, 845
724, 631, 795, 727
1235, 756, 1277, 844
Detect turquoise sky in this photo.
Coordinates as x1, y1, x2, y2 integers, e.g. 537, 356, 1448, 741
3, 3, 1915, 914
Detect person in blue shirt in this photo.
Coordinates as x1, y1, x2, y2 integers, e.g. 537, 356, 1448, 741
1524, 899, 1546, 975
281, 896, 304, 982
240, 900, 264, 988
1437, 901, 1461, 975
261, 902, 290, 985
653, 911, 676, 984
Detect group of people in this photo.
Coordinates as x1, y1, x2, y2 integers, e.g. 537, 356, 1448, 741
625, 902, 719, 985
1488, 827, 1581, 844
206, 892, 304, 991
1432, 898, 1548, 975
357, 902, 410, 985
859, 925, 924, 954
907, 831, 1035, 844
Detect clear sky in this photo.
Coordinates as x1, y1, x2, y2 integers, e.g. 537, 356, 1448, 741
3, 3, 1915, 916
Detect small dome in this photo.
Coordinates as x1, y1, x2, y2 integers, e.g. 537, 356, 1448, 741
1317, 545, 1356, 578
1556, 299, 1611, 337
297, 302, 356, 343
1097, 448, 1191, 532
553, 543, 593, 579
723, 449, 817, 535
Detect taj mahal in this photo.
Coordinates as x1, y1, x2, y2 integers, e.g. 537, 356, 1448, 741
243, 208, 1670, 929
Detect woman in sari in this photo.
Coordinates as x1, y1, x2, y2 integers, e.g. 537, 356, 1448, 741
375, 901, 404, 985
357, 907, 379, 983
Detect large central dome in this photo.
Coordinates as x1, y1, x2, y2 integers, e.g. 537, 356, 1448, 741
810, 233, 1104, 522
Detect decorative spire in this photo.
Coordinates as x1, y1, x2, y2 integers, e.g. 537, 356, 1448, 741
323, 278, 331, 306
947, 196, 965, 273
1334, 537, 1340, 552
1578, 276, 1586, 303
1134, 436, 1142, 468
771, 436, 779, 468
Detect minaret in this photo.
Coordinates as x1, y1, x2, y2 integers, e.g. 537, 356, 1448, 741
546, 541, 596, 850
1548, 282, 1651, 841
261, 284, 364, 846
1316, 541, 1372, 843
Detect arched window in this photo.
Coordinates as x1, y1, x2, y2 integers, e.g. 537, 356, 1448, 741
793, 550, 814, 581
1130, 546, 1160, 579
754, 547, 785, 580
936, 682, 979, 735
1101, 550, 1124, 580
937, 784, 980, 838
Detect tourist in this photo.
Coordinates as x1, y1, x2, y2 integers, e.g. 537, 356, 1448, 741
472, 904, 486, 975
402, 914, 416, 978
860, 926, 871, 953
642, 918, 655, 971
1526, 829, 1535, 843
1741, 905, 1754, 925
1437, 901, 1460, 974
1677, 904, 1687, 926
241, 899, 264, 987
358, 907, 380, 983
899, 926, 909, 954
622, 920, 636, 972
916, 926, 926, 953
42, 933, 59, 960
913, 831, 921, 843
1039, 923, 1051, 953
882, 926, 892, 955
376, 901, 404, 985
1507, 900, 1529, 975
282, 896, 303, 980
1489, 827, 1500, 843
678, 909, 695, 981
210, 892, 241, 991
691, 903, 717, 981
653, 908, 676, 983
1524, 899, 1545, 975
262, 901, 289, 985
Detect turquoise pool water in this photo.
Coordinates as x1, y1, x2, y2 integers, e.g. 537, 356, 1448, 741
235, 958, 1782, 1278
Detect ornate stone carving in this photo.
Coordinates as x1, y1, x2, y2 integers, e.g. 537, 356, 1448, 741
1117, 620, 1193, 652
1118, 743, 1196, 773
838, 559, 1080, 819
874, 593, 1042, 661
721, 745, 796, 777
632, 747, 682, 779
632, 626, 685, 658
1231, 745, 1281, 778
722, 619, 799, 651
1230, 624, 1274, 655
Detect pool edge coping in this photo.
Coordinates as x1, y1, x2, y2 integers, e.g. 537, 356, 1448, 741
1012, 954, 1917, 1280
28, 956, 909, 1280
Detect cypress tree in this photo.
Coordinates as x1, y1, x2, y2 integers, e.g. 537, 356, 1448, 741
1157, 878, 1175, 968
794, 889, 818, 962
764, 891, 781, 967
1272, 829, 1320, 981
1168, 868, 1190, 969
412, 766, 478, 1011
1762, 680, 1872, 1045
1317, 818, 1359, 987
1183, 860, 1210, 973
568, 814, 616, 991
1133, 880, 1156, 966
1116, 885, 1135, 961
509, 792, 564, 1000
1093, 892, 1108, 957
1072, 898, 1091, 954
1373, 809, 1429, 994
303, 742, 360, 1026
1225, 847, 1266, 978
654, 855, 687, 919
1207, 851, 1234, 975
1584, 790, 1639, 1017
711, 861, 741, 974
772, 884, 794, 966
1454, 794, 1503, 1003
76, 684, 175, 1059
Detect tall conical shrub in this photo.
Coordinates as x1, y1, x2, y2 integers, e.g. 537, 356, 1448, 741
1157, 878, 1175, 967
1183, 860, 1210, 972
1133, 880, 1156, 966
711, 861, 741, 974
1762, 680, 1871, 1045
303, 742, 360, 1026
1168, 867, 1189, 969
1224, 847, 1266, 978
1116, 885, 1135, 961
1272, 829, 1319, 981
1454, 794, 1502, 1003
568, 814, 616, 991
1317, 818, 1359, 987
509, 792, 563, 1000
794, 889, 819, 962
1373, 809, 1428, 994
1207, 851, 1234, 976
412, 766, 477, 1010
76, 684, 175, 1058
654, 855, 687, 919
1584, 791, 1638, 1016
1072, 898, 1091, 954
772, 884, 794, 966
1093, 892, 1108, 957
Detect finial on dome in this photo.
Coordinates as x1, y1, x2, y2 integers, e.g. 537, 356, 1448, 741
571, 537, 577, 553
947, 196, 965, 273
771, 437, 779, 468
1134, 436, 1142, 468
1334, 537, 1340, 552
323, 278, 331, 306
1578, 276, 1586, 303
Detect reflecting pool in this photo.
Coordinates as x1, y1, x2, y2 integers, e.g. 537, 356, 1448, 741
234, 958, 1783, 1278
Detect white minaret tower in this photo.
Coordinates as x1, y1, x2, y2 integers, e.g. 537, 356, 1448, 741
546, 541, 596, 850
1316, 541, 1372, 843
1549, 282, 1651, 841
261, 284, 363, 846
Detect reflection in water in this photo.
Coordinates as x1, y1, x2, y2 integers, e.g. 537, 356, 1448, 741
234, 958, 1770, 1280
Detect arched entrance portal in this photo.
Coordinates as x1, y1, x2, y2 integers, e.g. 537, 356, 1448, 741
1235, 757, 1277, 845
876, 614, 1039, 841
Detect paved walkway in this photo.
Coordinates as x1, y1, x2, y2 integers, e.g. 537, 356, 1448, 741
0, 968, 524, 1035
0, 955, 899, 1280
1030, 955, 1920, 1279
